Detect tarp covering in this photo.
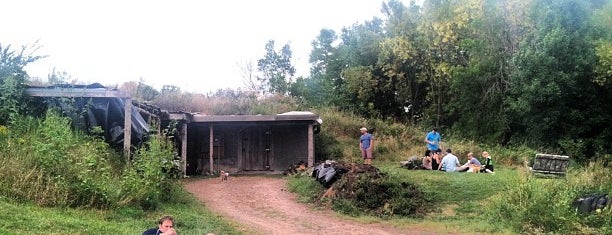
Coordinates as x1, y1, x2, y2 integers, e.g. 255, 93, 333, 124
39, 84, 150, 151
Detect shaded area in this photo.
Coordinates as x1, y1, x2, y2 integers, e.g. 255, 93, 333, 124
29, 84, 150, 152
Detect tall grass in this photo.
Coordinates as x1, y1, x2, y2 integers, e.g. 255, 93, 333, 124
0, 110, 180, 209
314, 107, 534, 167
314, 107, 424, 163
487, 163, 611, 234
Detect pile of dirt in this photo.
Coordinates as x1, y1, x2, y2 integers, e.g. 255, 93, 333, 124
310, 161, 432, 217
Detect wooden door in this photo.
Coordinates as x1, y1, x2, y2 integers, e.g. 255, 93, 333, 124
241, 127, 269, 170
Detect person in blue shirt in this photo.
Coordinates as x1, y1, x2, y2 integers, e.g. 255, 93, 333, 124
425, 128, 441, 151
359, 127, 374, 165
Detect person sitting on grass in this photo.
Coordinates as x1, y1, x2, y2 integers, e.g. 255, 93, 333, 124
422, 149, 433, 170
480, 151, 495, 173
143, 215, 177, 235
456, 152, 481, 172
432, 148, 442, 170
438, 149, 461, 172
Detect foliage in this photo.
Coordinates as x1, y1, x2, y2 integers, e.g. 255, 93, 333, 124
487, 163, 612, 234
120, 132, 181, 209
0, 43, 45, 125
290, 0, 612, 162
291, 29, 341, 107
505, 0, 608, 161
0, 110, 180, 210
336, 172, 433, 218
313, 107, 425, 164
257, 40, 296, 94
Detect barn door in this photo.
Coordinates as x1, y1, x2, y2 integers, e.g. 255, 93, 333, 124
240, 127, 270, 170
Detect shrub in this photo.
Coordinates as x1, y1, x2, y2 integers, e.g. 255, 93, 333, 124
329, 167, 432, 218
487, 164, 612, 234
0, 110, 180, 210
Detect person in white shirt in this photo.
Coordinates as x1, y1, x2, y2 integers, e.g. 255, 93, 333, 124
438, 149, 461, 172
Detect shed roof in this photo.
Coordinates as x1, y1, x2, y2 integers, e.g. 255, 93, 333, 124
169, 111, 322, 124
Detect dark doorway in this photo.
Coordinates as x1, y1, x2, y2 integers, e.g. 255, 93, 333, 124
240, 126, 272, 171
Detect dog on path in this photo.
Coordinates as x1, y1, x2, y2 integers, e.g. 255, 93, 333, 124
220, 170, 229, 182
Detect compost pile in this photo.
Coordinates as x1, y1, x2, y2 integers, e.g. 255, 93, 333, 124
311, 161, 431, 217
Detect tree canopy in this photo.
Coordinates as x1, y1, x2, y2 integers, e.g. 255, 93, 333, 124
279, 0, 612, 161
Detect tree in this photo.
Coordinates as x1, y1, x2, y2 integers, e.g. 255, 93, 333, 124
237, 59, 259, 92
0, 43, 45, 125
506, 0, 607, 160
378, 0, 428, 122
256, 40, 296, 94
291, 29, 340, 107
446, 0, 530, 143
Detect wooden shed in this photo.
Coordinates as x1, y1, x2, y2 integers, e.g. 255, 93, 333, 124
25, 85, 322, 176
167, 111, 322, 175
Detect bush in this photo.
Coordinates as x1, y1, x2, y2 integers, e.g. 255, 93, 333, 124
0, 111, 180, 210
329, 167, 432, 218
487, 164, 612, 234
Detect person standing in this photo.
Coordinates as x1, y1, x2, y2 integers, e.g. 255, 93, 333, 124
143, 215, 177, 235
359, 127, 374, 165
425, 128, 441, 151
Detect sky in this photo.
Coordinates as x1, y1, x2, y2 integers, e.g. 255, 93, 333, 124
1, 0, 416, 93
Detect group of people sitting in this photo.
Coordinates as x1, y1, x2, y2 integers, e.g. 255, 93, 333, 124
420, 148, 494, 173
417, 127, 494, 173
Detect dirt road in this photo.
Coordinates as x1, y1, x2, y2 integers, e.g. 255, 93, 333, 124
184, 175, 436, 235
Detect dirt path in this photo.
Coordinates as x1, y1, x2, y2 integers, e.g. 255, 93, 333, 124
184, 175, 436, 235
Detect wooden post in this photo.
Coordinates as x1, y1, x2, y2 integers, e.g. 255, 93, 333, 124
123, 98, 132, 161
209, 124, 214, 173
181, 123, 188, 177
308, 124, 314, 167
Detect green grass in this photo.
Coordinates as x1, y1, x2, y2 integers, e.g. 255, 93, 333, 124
288, 162, 518, 234
0, 190, 243, 235
289, 160, 612, 234
377, 162, 517, 233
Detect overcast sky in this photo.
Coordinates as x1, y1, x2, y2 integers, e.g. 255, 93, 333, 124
1, 0, 416, 93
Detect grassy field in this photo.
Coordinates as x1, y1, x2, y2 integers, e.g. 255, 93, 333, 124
377, 163, 518, 234
289, 162, 518, 234
288, 160, 611, 234
0, 188, 243, 235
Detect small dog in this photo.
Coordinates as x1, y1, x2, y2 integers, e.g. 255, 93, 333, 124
220, 170, 229, 182
469, 164, 481, 173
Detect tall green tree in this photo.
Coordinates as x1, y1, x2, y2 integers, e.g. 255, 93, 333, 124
337, 18, 397, 117
257, 40, 296, 94
447, 0, 531, 143
293, 29, 341, 107
378, 0, 428, 122
506, 0, 607, 160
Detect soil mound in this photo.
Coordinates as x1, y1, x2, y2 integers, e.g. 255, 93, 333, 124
310, 161, 432, 217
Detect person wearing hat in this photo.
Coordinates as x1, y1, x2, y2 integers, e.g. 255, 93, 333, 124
359, 127, 374, 165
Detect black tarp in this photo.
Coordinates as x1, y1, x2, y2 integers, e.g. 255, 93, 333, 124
38, 84, 150, 152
